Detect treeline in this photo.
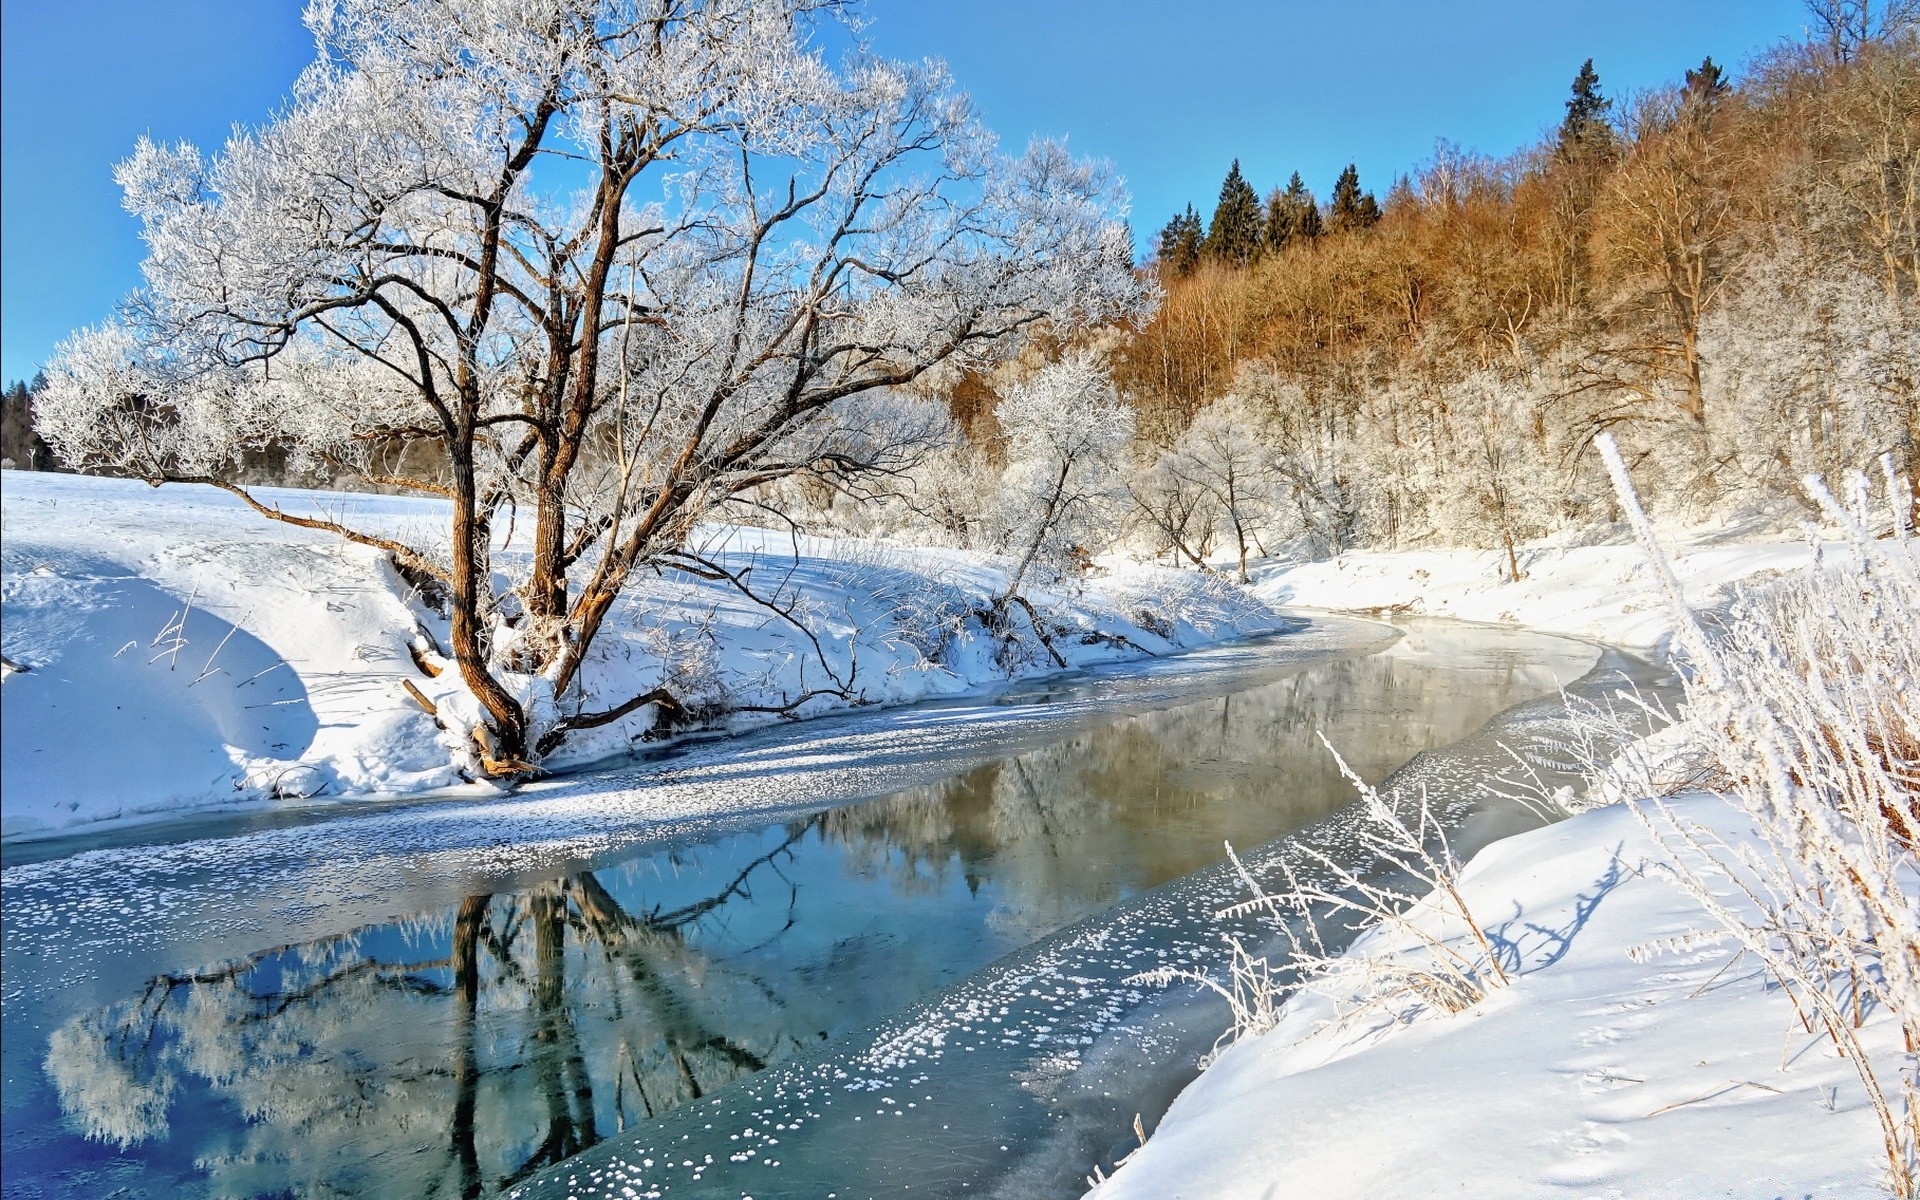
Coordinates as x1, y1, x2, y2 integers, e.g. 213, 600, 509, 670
1, 375, 56, 471
1104, 18, 1919, 570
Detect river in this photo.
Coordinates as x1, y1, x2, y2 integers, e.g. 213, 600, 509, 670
0, 616, 1651, 1200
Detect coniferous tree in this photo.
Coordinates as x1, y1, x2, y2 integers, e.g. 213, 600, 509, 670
1, 373, 53, 470
1264, 186, 1291, 249
1265, 171, 1321, 250
1557, 58, 1616, 160
1205, 159, 1265, 265
1157, 204, 1205, 276
1683, 55, 1731, 112
1327, 163, 1382, 233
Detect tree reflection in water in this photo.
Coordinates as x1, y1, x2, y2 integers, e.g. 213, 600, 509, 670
38, 626, 1592, 1198
47, 820, 818, 1199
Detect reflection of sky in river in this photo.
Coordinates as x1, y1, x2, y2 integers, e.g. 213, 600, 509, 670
3, 619, 1611, 1200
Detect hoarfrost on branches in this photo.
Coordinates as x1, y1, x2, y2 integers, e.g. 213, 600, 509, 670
38, 0, 1149, 771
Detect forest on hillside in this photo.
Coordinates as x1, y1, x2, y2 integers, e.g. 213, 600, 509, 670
1107, 25, 1917, 572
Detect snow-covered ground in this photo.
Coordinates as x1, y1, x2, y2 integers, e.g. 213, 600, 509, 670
1089, 793, 1901, 1199
0, 471, 1284, 840
1094, 513, 1916, 1200
1252, 531, 1811, 651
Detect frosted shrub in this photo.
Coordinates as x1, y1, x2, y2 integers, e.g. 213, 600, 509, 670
1599, 435, 1920, 1197
1133, 741, 1511, 1064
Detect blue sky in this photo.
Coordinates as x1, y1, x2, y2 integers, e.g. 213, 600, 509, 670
1, 0, 1811, 386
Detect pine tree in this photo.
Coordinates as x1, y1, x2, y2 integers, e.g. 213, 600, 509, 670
1557, 58, 1616, 160
1683, 55, 1730, 112
1157, 204, 1204, 276
1265, 172, 1321, 250
1297, 184, 1323, 241
1204, 159, 1265, 266
0, 373, 53, 470
1327, 163, 1382, 234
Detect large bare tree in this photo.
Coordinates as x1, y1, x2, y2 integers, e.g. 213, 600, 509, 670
38, 0, 1147, 772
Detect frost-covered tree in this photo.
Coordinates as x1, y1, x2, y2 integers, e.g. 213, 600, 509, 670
1230, 364, 1356, 556
1703, 242, 1920, 492
1128, 449, 1220, 571
1163, 394, 1276, 581
989, 352, 1134, 602
37, 0, 1147, 772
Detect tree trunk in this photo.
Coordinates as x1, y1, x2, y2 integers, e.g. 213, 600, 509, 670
450, 893, 491, 1200
449, 438, 529, 767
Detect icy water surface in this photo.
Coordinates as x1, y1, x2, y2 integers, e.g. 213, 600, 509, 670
1, 618, 1632, 1200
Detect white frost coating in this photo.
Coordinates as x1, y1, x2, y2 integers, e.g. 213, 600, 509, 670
988, 352, 1136, 600
36, 0, 1151, 770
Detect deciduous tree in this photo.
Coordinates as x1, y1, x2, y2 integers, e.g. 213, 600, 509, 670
38, 0, 1146, 773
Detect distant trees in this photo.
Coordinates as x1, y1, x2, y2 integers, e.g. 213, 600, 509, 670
1266, 173, 1322, 250
1157, 205, 1206, 277
1122, 21, 1920, 560
1558, 58, 1618, 160
1205, 160, 1266, 265
1155, 162, 1376, 275
1806, 0, 1920, 61
1326, 164, 1382, 234
1594, 77, 1738, 422
1, 374, 54, 470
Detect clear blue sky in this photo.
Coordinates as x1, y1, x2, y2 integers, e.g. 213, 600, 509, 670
1, 0, 1812, 386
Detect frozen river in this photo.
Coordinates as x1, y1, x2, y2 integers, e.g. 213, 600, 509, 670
1, 616, 1649, 1200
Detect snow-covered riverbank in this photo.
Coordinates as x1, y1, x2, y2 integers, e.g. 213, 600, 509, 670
1095, 505, 1915, 1199
1087, 793, 1902, 1199
0, 472, 1284, 840
1252, 530, 1811, 651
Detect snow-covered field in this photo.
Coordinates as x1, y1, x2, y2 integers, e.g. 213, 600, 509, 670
0, 471, 1283, 840
1252, 531, 1811, 651
1089, 794, 1901, 1199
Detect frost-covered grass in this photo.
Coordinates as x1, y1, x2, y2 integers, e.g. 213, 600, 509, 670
0, 471, 1284, 840
1098, 456, 1919, 1198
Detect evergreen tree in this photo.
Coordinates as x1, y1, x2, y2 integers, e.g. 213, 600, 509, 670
1383, 174, 1417, 215
1557, 58, 1616, 160
1683, 55, 1730, 112
0, 373, 54, 470
1297, 185, 1323, 241
1326, 163, 1382, 233
1156, 204, 1204, 276
1204, 159, 1264, 265
1265, 171, 1321, 250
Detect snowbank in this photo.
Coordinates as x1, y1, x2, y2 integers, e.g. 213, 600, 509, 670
1252, 532, 1811, 651
1090, 794, 1901, 1199
0, 471, 1285, 840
